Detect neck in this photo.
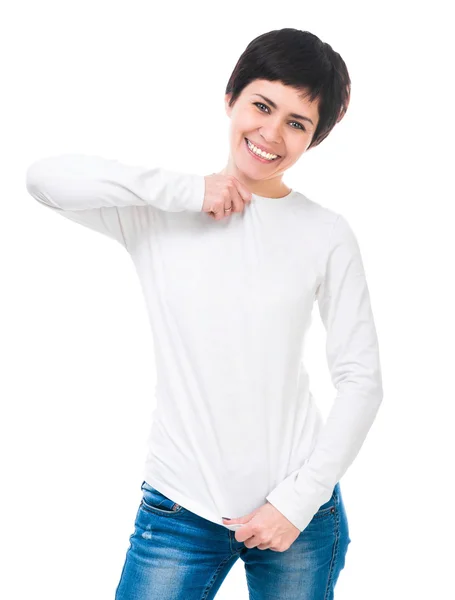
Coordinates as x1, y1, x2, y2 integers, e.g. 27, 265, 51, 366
219, 161, 291, 199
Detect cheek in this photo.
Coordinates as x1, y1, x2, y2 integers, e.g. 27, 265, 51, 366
231, 114, 256, 135
290, 141, 309, 160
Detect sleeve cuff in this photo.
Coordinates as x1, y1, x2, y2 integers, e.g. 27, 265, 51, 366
265, 467, 336, 533
185, 173, 205, 212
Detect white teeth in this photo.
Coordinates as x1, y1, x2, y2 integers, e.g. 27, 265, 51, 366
247, 139, 278, 160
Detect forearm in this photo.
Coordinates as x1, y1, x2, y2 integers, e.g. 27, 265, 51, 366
25, 153, 205, 214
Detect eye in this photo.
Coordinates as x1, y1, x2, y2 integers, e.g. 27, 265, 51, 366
252, 102, 306, 132
254, 101, 270, 113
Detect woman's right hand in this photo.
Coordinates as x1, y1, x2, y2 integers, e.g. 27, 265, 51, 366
203, 173, 252, 220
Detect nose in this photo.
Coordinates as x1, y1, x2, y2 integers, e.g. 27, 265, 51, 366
258, 132, 282, 154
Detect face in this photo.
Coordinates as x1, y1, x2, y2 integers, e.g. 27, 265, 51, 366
222, 79, 320, 198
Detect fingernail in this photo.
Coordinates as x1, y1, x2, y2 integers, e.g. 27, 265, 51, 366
222, 516, 231, 520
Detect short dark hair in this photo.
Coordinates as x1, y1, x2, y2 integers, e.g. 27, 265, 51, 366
225, 28, 351, 150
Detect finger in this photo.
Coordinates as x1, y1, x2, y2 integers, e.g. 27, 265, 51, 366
256, 542, 270, 550
228, 181, 245, 214
215, 189, 230, 221
224, 185, 234, 216
232, 177, 253, 206
246, 535, 261, 549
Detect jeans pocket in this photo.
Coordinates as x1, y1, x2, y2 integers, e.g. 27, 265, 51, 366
140, 480, 183, 515
312, 486, 337, 519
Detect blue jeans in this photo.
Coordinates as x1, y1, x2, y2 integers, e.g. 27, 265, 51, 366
115, 479, 351, 599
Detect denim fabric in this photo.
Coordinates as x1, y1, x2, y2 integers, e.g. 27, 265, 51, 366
115, 480, 351, 599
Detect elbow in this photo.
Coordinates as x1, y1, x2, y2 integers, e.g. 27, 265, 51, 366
337, 372, 384, 412
25, 156, 63, 209
367, 377, 383, 414
25, 160, 41, 196
25, 158, 49, 199
366, 374, 384, 407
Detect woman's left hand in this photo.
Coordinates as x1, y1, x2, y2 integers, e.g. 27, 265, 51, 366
222, 502, 300, 552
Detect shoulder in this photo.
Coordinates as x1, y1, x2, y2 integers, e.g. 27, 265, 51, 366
292, 190, 341, 232
292, 192, 361, 264
298, 191, 359, 235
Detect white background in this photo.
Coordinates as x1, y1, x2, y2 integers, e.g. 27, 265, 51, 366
2, 1, 454, 598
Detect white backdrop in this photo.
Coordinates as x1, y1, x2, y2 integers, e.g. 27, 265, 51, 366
2, 1, 453, 598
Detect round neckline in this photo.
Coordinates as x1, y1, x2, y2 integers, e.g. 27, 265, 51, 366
251, 188, 296, 201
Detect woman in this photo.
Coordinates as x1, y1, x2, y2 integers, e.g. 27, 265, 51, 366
26, 28, 383, 600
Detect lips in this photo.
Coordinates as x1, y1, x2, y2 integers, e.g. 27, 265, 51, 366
245, 138, 281, 157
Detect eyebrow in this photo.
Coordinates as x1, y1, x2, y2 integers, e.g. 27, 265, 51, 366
252, 94, 314, 126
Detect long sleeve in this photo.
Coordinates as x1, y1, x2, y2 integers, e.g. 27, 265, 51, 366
265, 213, 383, 532
25, 153, 206, 249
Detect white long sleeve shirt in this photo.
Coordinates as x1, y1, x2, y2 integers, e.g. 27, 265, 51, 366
25, 153, 383, 533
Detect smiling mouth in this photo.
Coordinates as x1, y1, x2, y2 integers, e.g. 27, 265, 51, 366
244, 138, 282, 161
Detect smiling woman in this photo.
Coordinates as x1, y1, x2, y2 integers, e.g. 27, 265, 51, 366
115, 29, 376, 600
25, 26, 380, 600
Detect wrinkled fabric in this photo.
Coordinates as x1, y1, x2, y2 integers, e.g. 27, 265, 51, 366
25, 153, 383, 532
